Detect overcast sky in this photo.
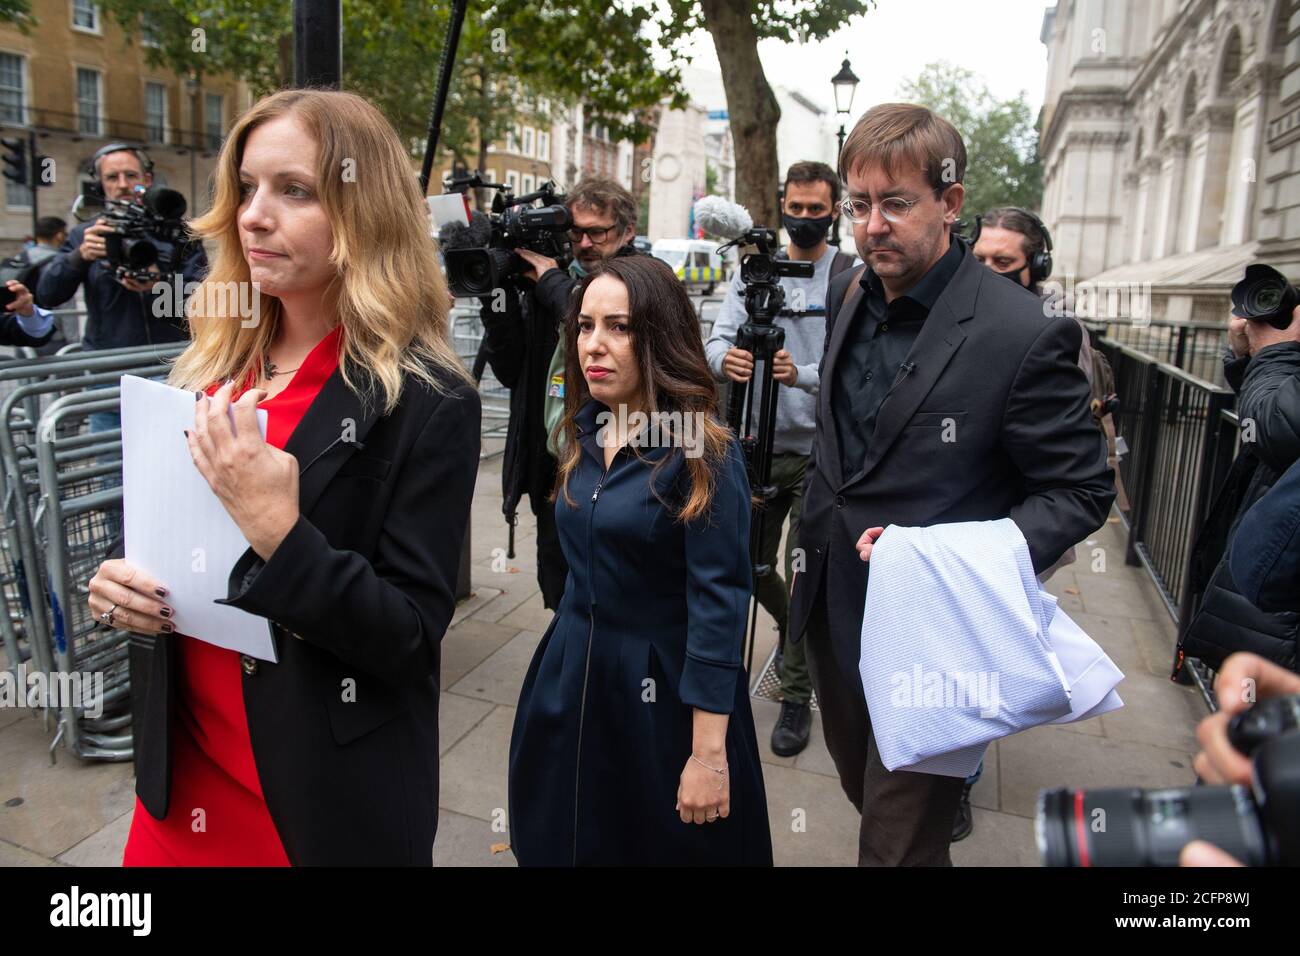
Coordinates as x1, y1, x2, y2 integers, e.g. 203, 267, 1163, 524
656, 0, 1052, 116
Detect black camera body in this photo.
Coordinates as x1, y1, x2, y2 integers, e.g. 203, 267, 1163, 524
1037, 694, 1300, 866
720, 227, 814, 325
442, 176, 573, 297
1231, 263, 1299, 331
95, 184, 191, 283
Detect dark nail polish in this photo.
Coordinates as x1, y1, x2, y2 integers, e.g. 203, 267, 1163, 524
159, 606, 172, 618
183, 429, 189, 438
195, 391, 202, 401
154, 587, 168, 597
161, 623, 173, 633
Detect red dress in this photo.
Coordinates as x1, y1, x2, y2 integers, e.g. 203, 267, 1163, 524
123, 327, 344, 866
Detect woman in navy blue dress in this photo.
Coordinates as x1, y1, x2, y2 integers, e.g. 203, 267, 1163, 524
508, 255, 772, 866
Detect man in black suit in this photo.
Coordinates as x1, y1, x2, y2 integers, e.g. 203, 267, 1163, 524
787, 103, 1115, 866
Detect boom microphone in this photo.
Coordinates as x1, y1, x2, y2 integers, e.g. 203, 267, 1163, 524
694, 196, 754, 241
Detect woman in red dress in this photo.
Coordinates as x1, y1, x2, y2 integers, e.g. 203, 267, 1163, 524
87, 89, 480, 865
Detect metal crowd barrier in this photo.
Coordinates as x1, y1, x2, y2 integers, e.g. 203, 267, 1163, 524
0, 344, 184, 761
451, 299, 510, 457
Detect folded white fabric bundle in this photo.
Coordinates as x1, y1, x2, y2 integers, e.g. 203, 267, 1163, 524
858, 518, 1124, 777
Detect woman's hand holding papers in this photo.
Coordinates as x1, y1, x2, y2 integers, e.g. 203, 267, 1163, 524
88, 560, 174, 635
187, 381, 300, 562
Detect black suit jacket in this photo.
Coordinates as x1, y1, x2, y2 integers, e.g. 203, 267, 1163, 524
788, 249, 1115, 680
129, 359, 481, 865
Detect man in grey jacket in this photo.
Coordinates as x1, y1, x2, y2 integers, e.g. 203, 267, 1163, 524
705, 161, 858, 756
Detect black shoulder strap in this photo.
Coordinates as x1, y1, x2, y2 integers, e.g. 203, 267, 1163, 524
824, 264, 869, 354
829, 249, 857, 282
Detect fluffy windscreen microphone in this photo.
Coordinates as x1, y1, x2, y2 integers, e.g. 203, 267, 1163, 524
438, 210, 493, 250
693, 195, 754, 240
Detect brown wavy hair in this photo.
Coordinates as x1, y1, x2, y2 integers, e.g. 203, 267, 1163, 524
553, 255, 735, 523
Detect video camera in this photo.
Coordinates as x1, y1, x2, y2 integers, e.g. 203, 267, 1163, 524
717, 226, 813, 325
1231, 264, 1299, 331
75, 181, 192, 283
440, 173, 573, 297
1036, 694, 1300, 866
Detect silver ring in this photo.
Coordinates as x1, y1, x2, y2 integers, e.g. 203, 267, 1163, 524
100, 603, 117, 627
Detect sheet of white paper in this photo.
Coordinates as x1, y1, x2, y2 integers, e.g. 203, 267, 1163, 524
121, 375, 278, 662
427, 193, 469, 229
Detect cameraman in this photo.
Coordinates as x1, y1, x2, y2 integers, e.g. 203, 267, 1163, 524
477, 176, 640, 610
35, 143, 207, 432
704, 160, 857, 758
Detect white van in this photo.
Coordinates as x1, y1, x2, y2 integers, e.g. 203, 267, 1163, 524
651, 238, 728, 294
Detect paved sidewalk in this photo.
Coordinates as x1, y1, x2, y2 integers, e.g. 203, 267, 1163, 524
0, 445, 1206, 866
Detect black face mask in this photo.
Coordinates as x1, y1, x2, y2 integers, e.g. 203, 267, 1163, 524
996, 266, 1030, 288
782, 213, 833, 250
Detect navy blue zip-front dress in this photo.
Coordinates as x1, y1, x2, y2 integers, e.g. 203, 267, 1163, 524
508, 398, 773, 865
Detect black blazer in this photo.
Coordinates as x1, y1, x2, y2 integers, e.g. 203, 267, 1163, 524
129, 359, 481, 865
788, 250, 1115, 679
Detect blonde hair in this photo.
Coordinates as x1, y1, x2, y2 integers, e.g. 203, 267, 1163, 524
169, 88, 470, 411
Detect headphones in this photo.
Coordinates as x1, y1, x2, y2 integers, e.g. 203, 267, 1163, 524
1007, 206, 1054, 283
89, 142, 154, 179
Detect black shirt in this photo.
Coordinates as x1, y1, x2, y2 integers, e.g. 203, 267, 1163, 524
833, 237, 965, 478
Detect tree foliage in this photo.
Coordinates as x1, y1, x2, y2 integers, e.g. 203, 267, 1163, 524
898, 61, 1043, 220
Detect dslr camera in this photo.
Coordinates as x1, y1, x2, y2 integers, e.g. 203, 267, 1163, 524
1231, 263, 1299, 331
440, 173, 573, 297
1036, 694, 1300, 866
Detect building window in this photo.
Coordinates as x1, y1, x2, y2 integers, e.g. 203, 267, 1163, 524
521, 173, 535, 194
486, 168, 497, 182
506, 125, 519, 154
71, 0, 100, 33
505, 169, 519, 193
6, 177, 32, 209
140, 17, 160, 47
76, 67, 102, 136
205, 92, 223, 149
522, 126, 535, 158
537, 131, 550, 162
145, 81, 168, 143
0, 53, 26, 126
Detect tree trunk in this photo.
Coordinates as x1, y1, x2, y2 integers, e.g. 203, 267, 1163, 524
277, 34, 293, 89
699, 0, 781, 228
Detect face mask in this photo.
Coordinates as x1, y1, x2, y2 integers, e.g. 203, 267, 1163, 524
569, 258, 588, 278
782, 213, 833, 250
995, 266, 1029, 288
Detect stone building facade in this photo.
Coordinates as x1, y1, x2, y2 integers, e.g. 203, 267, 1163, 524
1040, 0, 1300, 324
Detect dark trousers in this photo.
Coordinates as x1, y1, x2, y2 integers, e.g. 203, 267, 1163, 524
802, 580, 966, 866
752, 452, 811, 703
534, 494, 569, 611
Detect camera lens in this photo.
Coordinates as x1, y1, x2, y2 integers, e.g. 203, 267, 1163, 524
123, 237, 159, 270
1246, 279, 1286, 317
1036, 785, 1269, 866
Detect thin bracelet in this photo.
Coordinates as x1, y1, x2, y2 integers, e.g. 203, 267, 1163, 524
690, 753, 727, 775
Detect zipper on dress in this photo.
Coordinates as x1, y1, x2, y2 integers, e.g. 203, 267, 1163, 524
572, 459, 611, 866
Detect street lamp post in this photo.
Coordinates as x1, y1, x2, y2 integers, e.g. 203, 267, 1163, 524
830, 54, 860, 248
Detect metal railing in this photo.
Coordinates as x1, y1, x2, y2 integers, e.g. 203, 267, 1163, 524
1091, 318, 1228, 386
1094, 334, 1239, 709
